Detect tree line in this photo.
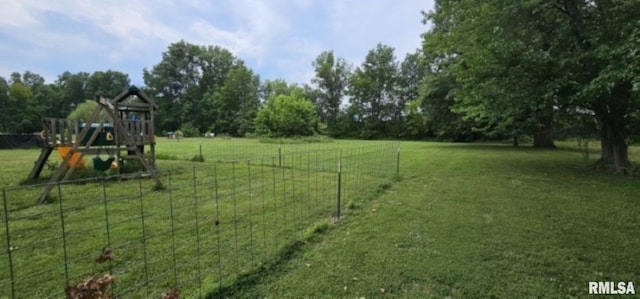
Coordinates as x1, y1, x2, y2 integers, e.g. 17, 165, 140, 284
0, 70, 130, 134
421, 0, 640, 173
0, 41, 425, 140
1, 0, 638, 172
140, 41, 426, 139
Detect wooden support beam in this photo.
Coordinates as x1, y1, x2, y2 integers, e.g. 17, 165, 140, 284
28, 147, 54, 179
61, 121, 104, 182
103, 107, 163, 189
36, 104, 106, 204
36, 145, 79, 204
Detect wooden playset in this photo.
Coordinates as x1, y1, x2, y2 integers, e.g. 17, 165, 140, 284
29, 86, 163, 203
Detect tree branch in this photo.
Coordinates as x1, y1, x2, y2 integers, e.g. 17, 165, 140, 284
552, 1, 571, 17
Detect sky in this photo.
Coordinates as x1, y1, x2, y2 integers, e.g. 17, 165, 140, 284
0, 0, 434, 87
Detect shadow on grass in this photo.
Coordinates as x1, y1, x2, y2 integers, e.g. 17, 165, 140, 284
432, 141, 603, 155
432, 142, 555, 151
205, 240, 305, 298
430, 142, 640, 179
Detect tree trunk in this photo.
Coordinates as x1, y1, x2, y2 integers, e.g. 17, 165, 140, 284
599, 138, 614, 164
594, 83, 632, 174
597, 112, 630, 174
612, 139, 630, 174
533, 112, 555, 148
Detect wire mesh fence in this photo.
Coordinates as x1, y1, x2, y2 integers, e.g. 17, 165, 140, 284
0, 141, 399, 298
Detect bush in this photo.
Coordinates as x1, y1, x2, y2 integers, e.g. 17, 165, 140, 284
179, 122, 200, 137
67, 100, 109, 121
255, 92, 320, 137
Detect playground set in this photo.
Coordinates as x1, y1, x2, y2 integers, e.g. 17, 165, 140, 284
28, 86, 163, 203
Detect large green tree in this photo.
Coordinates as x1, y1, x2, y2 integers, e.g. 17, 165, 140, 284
85, 70, 131, 99
393, 51, 427, 137
53, 71, 90, 118
423, 0, 563, 148
206, 61, 261, 136
551, 0, 640, 173
143, 41, 243, 133
311, 51, 351, 136
0, 76, 9, 132
419, 67, 477, 141
348, 43, 399, 138
0, 71, 85, 132
6, 82, 40, 133
423, 0, 640, 171
143, 41, 205, 131
260, 79, 298, 102
11, 71, 50, 126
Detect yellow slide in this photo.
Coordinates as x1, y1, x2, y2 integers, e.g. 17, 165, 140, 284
57, 146, 85, 169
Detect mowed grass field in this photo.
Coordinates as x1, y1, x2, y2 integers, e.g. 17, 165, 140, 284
0, 138, 398, 298
1, 139, 640, 297
225, 141, 640, 297
2, 137, 395, 188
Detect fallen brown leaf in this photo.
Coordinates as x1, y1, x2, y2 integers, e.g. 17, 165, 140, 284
94, 247, 114, 264
162, 288, 180, 299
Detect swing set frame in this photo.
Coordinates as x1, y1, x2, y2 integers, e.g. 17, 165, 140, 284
28, 86, 163, 204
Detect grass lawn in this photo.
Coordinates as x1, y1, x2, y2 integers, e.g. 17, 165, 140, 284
0, 138, 398, 298
1, 139, 639, 297
226, 141, 640, 298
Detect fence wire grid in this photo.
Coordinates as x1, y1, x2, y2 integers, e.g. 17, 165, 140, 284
1, 140, 400, 298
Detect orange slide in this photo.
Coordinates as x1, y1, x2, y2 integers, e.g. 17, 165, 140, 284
57, 146, 85, 169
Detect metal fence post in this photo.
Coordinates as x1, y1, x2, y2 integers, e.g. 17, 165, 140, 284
57, 184, 69, 286
260, 159, 267, 261
138, 174, 150, 298
192, 166, 202, 297
337, 157, 342, 220
213, 165, 223, 290
101, 179, 113, 276
396, 146, 400, 175
232, 162, 239, 273
167, 170, 178, 289
247, 160, 254, 266
3, 189, 16, 299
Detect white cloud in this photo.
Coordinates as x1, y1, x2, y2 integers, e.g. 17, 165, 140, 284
273, 37, 325, 83
0, 2, 39, 27
323, 0, 431, 63
188, 20, 255, 56
293, 0, 315, 10
217, 0, 291, 62
0, 0, 434, 85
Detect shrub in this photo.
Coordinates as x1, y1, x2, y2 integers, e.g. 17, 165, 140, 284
255, 92, 320, 137
179, 122, 200, 137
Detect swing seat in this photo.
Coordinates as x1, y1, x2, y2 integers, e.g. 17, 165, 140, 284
93, 156, 116, 171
